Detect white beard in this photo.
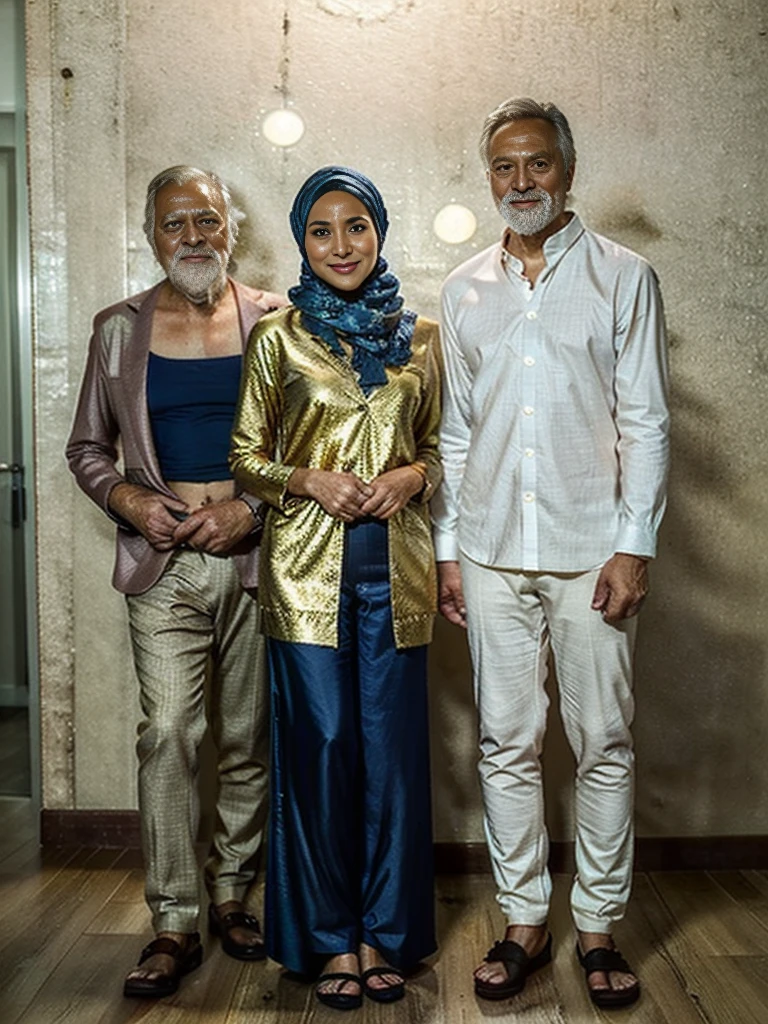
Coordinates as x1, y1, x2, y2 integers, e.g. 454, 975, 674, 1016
498, 188, 564, 236
167, 245, 228, 304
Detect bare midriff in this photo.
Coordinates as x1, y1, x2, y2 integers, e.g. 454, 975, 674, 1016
167, 480, 236, 508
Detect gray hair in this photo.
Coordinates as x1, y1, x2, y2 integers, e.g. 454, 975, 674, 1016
479, 98, 576, 176
143, 165, 244, 254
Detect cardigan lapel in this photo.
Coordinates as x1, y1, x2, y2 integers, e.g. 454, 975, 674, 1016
121, 282, 170, 495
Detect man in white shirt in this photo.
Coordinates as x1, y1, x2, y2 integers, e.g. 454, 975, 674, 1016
432, 98, 669, 1009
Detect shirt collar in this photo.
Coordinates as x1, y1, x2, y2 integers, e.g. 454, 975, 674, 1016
500, 212, 584, 275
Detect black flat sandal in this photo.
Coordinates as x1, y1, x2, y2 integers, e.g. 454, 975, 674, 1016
315, 971, 363, 1011
361, 965, 406, 1003
474, 932, 552, 1001
123, 932, 203, 998
576, 944, 641, 1008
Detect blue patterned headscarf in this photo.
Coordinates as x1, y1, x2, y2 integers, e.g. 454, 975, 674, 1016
288, 165, 415, 394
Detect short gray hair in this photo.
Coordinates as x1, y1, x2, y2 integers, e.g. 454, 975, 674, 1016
143, 165, 244, 253
479, 98, 576, 176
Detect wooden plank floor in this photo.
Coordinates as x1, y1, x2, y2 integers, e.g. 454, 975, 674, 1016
1, 798, 766, 1023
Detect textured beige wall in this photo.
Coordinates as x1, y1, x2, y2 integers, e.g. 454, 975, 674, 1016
29, 0, 768, 840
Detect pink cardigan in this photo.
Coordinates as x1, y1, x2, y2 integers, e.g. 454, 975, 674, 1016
66, 279, 285, 595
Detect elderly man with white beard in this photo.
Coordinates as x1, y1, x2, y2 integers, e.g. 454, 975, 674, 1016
432, 100, 669, 1009
67, 166, 284, 998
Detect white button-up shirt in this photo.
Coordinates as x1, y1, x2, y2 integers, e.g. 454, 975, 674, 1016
432, 214, 670, 572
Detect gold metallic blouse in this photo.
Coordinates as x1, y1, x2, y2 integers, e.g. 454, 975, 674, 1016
230, 306, 442, 649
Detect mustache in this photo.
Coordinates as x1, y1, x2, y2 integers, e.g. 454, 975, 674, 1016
171, 244, 223, 265
500, 189, 550, 206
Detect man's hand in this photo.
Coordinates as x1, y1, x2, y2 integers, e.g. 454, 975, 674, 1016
591, 553, 649, 625
438, 560, 467, 628
359, 466, 423, 520
288, 468, 373, 522
172, 499, 255, 554
108, 482, 188, 551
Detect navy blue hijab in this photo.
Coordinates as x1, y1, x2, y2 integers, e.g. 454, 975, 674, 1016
288, 166, 415, 394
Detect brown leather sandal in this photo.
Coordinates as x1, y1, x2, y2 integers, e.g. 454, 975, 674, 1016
208, 902, 266, 961
123, 932, 203, 998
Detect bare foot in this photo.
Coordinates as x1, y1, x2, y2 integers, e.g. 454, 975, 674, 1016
316, 952, 361, 999
214, 899, 264, 953
577, 931, 638, 996
125, 931, 194, 986
359, 942, 405, 995
474, 923, 548, 988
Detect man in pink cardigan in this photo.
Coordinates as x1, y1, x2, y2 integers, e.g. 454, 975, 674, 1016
67, 166, 284, 998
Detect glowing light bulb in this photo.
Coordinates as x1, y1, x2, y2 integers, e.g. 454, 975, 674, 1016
262, 109, 305, 147
433, 204, 477, 244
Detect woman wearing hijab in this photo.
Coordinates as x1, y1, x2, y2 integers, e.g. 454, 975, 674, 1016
230, 166, 440, 1010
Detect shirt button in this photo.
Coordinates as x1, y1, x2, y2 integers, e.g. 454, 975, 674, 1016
523, 356, 535, 366
357, 404, 366, 412
523, 491, 535, 502
525, 448, 535, 458
526, 310, 538, 320
523, 406, 534, 416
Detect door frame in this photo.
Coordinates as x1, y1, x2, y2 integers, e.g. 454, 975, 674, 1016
1, 0, 41, 811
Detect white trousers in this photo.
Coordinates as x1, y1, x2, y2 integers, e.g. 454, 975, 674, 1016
460, 556, 637, 933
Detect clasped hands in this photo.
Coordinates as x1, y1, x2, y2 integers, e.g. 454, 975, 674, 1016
108, 483, 254, 554
287, 466, 423, 523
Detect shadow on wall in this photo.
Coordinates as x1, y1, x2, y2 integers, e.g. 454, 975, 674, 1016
543, 370, 768, 842
634, 371, 768, 838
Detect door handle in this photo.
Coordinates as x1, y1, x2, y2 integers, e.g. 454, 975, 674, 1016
0, 463, 26, 526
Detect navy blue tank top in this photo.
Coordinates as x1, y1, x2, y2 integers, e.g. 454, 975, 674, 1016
147, 352, 241, 481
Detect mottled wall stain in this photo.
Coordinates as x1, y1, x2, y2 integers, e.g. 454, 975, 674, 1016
593, 193, 663, 246
317, 0, 414, 22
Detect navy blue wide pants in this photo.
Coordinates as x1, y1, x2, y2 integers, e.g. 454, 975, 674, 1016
265, 519, 436, 976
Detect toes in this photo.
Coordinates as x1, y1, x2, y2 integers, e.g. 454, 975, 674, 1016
368, 973, 402, 989
610, 971, 638, 991
126, 969, 160, 983
588, 970, 610, 992
588, 969, 638, 994
474, 964, 506, 985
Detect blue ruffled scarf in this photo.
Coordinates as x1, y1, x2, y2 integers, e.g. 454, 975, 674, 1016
288, 258, 415, 394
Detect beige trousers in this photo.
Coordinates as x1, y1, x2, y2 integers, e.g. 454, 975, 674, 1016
126, 550, 268, 934
460, 556, 637, 934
